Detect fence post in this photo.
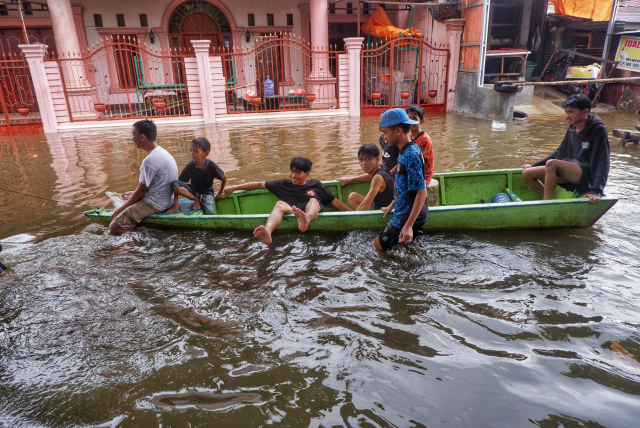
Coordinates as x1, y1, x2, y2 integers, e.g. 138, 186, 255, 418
19, 44, 58, 133
190, 40, 216, 124
445, 19, 465, 112
344, 37, 364, 117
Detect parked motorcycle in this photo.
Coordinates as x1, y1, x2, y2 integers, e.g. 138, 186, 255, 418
543, 52, 598, 100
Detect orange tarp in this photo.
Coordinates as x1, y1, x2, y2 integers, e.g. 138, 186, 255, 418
549, 0, 614, 21
360, 7, 422, 40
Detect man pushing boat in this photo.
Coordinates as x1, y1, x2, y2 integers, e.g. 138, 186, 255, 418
522, 94, 610, 203
223, 157, 352, 244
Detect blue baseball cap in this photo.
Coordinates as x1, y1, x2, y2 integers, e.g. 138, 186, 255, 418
379, 108, 419, 128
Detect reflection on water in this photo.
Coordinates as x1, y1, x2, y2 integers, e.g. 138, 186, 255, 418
1, 112, 640, 427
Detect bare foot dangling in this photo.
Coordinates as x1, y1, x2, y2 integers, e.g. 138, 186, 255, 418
253, 225, 272, 245
292, 206, 310, 232
167, 201, 181, 213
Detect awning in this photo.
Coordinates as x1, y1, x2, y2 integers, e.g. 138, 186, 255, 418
549, 0, 615, 21
360, 7, 422, 40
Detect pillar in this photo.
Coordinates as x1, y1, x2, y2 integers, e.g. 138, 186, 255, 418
445, 19, 465, 112
299, 4, 311, 46
309, 0, 330, 77
191, 40, 216, 124
231, 29, 247, 86
344, 37, 364, 117
19, 44, 58, 133
48, 0, 82, 55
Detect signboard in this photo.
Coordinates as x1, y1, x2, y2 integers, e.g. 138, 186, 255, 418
615, 36, 640, 73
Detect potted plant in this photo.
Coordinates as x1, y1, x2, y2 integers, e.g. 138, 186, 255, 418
306, 94, 316, 103
371, 92, 382, 101
250, 97, 262, 107
400, 91, 411, 100
94, 103, 106, 113
428, 90, 438, 98
16, 107, 29, 116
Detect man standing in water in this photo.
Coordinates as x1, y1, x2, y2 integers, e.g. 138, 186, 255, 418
522, 94, 610, 203
223, 157, 352, 244
109, 120, 178, 235
374, 109, 429, 251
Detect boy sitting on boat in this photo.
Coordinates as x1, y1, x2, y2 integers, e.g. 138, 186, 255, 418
522, 94, 610, 204
374, 109, 429, 252
406, 105, 434, 185
223, 157, 352, 245
339, 144, 394, 211
168, 137, 227, 215
109, 120, 179, 235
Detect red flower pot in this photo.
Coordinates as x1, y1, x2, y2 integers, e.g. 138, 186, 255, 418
306, 94, 316, 103
428, 90, 438, 98
400, 91, 410, 100
153, 100, 166, 111
371, 92, 382, 101
17, 107, 29, 116
250, 97, 262, 107
94, 103, 106, 113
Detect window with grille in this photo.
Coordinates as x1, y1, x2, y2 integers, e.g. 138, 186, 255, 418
112, 35, 139, 89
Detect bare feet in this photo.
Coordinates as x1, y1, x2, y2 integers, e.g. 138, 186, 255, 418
168, 201, 181, 213
193, 199, 202, 210
292, 206, 310, 232
253, 225, 272, 245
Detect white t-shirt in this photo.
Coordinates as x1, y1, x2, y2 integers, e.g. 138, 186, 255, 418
139, 146, 178, 211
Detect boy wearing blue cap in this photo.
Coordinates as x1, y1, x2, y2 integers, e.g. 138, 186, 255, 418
374, 108, 429, 251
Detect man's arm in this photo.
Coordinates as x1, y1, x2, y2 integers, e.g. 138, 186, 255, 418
111, 181, 149, 219
215, 173, 228, 200
399, 188, 426, 244
330, 198, 353, 212
356, 175, 385, 211
223, 181, 266, 197
339, 173, 372, 187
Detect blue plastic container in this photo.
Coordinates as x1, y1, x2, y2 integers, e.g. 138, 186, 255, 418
491, 193, 511, 204
263, 75, 274, 97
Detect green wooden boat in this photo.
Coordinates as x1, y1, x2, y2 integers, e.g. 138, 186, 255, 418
84, 169, 617, 232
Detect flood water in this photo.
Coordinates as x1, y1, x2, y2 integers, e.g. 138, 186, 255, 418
1, 110, 640, 427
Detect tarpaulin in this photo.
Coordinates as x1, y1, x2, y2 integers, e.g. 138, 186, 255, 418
360, 7, 422, 40
549, 0, 615, 21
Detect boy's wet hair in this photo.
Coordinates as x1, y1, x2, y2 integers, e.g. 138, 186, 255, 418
191, 137, 211, 152
406, 105, 425, 120
563, 94, 591, 112
388, 123, 412, 134
133, 119, 157, 141
358, 144, 380, 158
290, 157, 313, 172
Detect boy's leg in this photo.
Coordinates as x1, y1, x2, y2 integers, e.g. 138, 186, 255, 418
292, 199, 321, 232
522, 167, 546, 198
168, 193, 180, 214
170, 181, 201, 211
199, 194, 216, 215
254, 201, 293, 244
542, 160, 583, 200
347, 192, 365, 210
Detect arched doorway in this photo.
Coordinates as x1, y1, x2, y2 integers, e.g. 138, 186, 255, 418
169, 0, 232, 53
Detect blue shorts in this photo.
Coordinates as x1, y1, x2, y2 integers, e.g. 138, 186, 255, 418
172, 180, 216, 215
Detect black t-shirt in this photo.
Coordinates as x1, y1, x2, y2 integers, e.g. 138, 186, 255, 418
179, 159, 225, 195
373, 164, 395, 210
379, 134, 399, 171
265, 179, 335, 211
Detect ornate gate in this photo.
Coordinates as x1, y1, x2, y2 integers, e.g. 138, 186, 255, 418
51, 37, 191, 121
0, 54, 42, 134
361, 37, 450, 115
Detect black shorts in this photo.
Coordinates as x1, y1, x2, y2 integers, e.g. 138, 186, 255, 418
558, 163, 591, 194
377, 203, 429, 251
292, 200, 325, 213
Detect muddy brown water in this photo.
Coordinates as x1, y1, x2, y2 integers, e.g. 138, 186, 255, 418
1, 112, 640, 427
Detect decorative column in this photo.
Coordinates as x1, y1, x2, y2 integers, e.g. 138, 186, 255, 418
308, 0, 336, 106
191, 40, 216, 124
344, 37, 364, 117
48, 0, 93, 116
445, 19, 465, 112
299, 4, 311, 46
19, 44, 58, 133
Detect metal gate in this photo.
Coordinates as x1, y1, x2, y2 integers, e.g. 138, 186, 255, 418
0, 53, 42, 134
52, 37, 191, 121
221, 35, 343, 113
361, 37, 450, 115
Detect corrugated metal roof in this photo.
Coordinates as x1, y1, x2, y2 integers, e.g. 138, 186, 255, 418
618, 0, 640, 24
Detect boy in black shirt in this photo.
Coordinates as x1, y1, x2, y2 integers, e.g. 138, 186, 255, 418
168, 137, 227, 214
338, 144, 394, 211
522, 94, 610, 203
223, 157, 352, 244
